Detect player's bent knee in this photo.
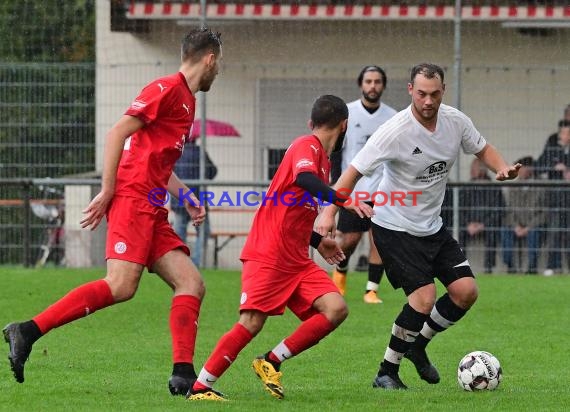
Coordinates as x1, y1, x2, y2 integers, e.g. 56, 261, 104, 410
463, 286, 479, 308
324, 300, 349, 326
413, 300, 436, 314
196, 279, 206, 299
455, 293, 478, 310
104, 263, 143, 302
108, 281, 139, 302
239, 311, 267, 336
168, 269, 206, 298
337, 303, 349, 324
182, 277, 205, 299
450, 284, 478, 309
409, 284, 437, 313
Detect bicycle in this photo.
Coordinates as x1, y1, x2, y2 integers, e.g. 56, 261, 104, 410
30, 185, 65, 268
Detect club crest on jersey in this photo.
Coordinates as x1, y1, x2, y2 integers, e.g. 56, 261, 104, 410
296, 158, 314, 169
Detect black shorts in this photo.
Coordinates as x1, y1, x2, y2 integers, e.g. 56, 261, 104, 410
371, 224, 473, 296
337, 201, 373, 233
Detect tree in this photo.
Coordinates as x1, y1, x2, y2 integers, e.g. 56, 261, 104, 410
0, 0, 95, 63
0, 0, 95, 264
0, 0, 95, 179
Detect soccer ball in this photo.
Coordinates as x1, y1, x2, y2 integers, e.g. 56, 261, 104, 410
457, 351, 502, 391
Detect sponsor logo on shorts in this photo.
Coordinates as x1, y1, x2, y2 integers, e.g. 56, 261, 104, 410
240, 292, 247, 304
114, 241, 127, 254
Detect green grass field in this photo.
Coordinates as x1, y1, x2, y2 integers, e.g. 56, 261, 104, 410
0, 267, 569, 411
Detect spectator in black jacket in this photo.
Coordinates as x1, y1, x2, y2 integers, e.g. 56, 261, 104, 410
459, 158, 505, 273
536, 118, 570, 180
502, 157, 547, 274
536, 119, 570, 275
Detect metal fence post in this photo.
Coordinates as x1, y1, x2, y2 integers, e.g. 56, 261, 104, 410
22, 181, 32, 267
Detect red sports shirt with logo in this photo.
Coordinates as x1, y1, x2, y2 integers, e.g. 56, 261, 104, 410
240, 135, 330, 269
115, 72, 195, 200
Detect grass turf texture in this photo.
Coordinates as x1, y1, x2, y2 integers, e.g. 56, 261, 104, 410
1, 267, 569, 411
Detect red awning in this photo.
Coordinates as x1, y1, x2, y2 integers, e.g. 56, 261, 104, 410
126, 2, 570, 21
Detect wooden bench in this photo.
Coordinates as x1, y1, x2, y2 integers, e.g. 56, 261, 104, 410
185, 207, 254, 268
1, 199, 253, 269
211, 231, 249, 268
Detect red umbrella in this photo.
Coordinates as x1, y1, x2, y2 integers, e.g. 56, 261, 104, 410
190, 119, 240, 141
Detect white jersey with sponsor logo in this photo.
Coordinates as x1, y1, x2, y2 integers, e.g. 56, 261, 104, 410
351, 104, 487, 236
341, 100, 397, 195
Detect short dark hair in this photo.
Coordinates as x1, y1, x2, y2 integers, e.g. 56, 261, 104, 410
311, 95, 348, 129
559, 119, 570, 128
357, 65, 387, 88
410, 63, 445, 84
181, 28, 222, 63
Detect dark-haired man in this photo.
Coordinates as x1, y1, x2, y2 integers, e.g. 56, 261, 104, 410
318, 63, 520, 389
3, 28, 223, 396
187, 95, 369, 401
330, 65, 397, 304
536, 116, 570, 275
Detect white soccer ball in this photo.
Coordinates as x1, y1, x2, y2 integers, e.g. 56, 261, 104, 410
457, 351, 502, 391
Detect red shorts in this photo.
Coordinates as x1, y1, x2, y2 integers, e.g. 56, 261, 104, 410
106, 196, 189, 269
240, 260, 339, 320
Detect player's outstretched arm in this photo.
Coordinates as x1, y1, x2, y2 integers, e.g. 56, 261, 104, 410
295, 172, 346, 205
316, 165, 371, 237
296, 171, 346, 238
476, 143, 521, 181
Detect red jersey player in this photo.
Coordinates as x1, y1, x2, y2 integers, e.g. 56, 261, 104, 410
187, 95, 371, 401
3, 28, 222, 396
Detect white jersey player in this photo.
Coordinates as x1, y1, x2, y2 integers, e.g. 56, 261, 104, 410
319, 63, 521, 390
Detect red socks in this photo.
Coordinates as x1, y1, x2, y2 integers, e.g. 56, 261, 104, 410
193, 316, 336, 392
283, 313, 335, 356
32, 283, 202, 367
33, 279, 114, 334
170, 295, 201, 364
202, 323, 253, 379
